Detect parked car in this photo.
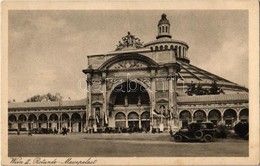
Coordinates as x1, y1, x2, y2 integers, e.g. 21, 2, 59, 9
32, 128, 53, 134
172, 122, 216, 142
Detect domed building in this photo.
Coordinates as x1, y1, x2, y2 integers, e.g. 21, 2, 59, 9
8, 14, 248, 133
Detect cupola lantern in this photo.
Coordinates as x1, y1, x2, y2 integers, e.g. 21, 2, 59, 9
157, 13, 172, 39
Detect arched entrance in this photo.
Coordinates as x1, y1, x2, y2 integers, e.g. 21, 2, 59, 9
115, 112, 126, 128
18, 114, 27, 130
61, 113, 70, 128
38, 114, 48, 128
109, 80, 151, 129
179, 110, 191, 129
208, 109, 221, 126
224, 109, 237, 129
141, 111, 150, 132
49, 113, 59, 130
128, 112, 139, 131
71, 113, 81, 132
193, 110, 206, 122
239, 109, 248, 122
28, 114, 37, 129
8, 115, 17, 129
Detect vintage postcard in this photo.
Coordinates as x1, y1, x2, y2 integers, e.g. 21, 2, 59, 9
1, 0, 259, 165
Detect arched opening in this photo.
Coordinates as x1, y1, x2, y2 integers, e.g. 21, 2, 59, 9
223, 109, 237, 129
49, 113, 59, 131
9, 115, 17, 122
38, 114, 48, 128
128, 112, 139, 131
71, 113, 81, 132
160, 45, 163, 50
170, 45, 174, 50
28, 114, 37, 130
208, 109, 221, 126
162, 26, 164, 32
141, 111, 150, 132
239, 108, 248, 122
8, 115, 17, 130
115, 112, 126, 128
155, 46, 158, 51
18, 114, 27, 130
18, 114, 27, 122
165, 45, 168, 50
179, 46, 182, 57
193, 110, 206, 122
109, 80, 150, 129
110, 81, 150, 106
150, 47, 153, 51
175, 46, 178, 57
179, 110, 191, 129
166, 26, 168, 32
61, 113, 70, 128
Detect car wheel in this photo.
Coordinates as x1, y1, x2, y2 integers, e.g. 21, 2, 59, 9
204, 134, 213, 142
174, 135, 183, 142
194, 130, 203, 139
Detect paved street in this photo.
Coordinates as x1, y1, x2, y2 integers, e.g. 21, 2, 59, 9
8, 133, 248, 157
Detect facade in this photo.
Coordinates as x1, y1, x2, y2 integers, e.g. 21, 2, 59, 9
8, 14, 248, 133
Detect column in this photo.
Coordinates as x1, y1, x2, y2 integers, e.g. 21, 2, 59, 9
126, 116, 128, 128
102, 73, 107, 127
69, 120, 72, 132
139, 116, 141, 129
150, 69, 156, 132
81, 120, 84, 133
86, 73, 92, 130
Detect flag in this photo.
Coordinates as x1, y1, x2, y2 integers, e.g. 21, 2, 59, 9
104, 111, 108, 124
96, 115, 100, 124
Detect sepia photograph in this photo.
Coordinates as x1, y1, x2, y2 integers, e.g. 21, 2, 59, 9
1, 1, 259, 165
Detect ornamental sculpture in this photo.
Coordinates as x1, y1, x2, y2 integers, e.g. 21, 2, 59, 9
115, 32, 143, 50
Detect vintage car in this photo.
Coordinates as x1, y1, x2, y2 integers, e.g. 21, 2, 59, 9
172, 122, 216, 142
32, 128, 53, 134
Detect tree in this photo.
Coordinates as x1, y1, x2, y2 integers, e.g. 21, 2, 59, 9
24, 93, 63, 102
209, 81, 225, 95
234, 122, 249, 138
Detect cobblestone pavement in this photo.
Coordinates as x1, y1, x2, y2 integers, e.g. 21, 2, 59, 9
8, 133, 248, 157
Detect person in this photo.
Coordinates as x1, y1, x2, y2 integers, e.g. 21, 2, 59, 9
53, 127, 57, 135
17, 129, 20, 135
62, 127, 66, 136
28, 129, 32, 136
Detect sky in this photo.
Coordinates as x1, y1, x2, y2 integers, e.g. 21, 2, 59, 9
8, 10, 248, 102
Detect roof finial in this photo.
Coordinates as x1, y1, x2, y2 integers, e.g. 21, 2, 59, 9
157, 13, 172, 39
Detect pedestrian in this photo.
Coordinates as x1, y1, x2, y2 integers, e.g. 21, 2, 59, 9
62, 127, 65, 136
28, 130, 32, 136
54, 127, 57, 135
